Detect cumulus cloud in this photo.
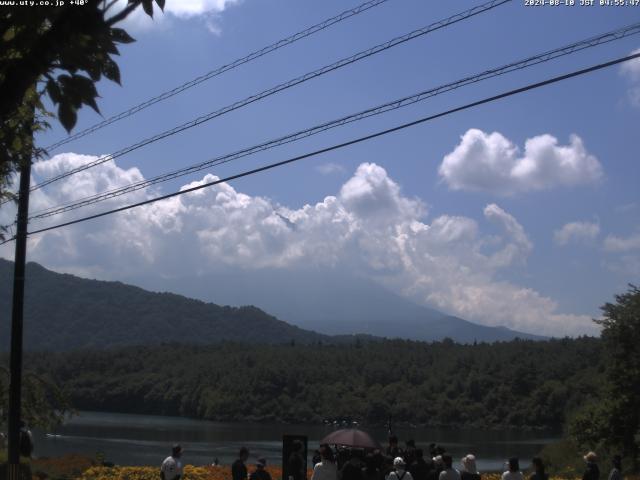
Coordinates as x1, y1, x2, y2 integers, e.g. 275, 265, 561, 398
603, 231, 640, 252
111, 0, 242, 34
438, 129, 603, 195
554, 221, 600, 246
0, 154, 598, 337
620, 48, 640, 107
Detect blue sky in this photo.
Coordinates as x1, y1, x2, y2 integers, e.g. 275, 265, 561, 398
2, 0, 639, 336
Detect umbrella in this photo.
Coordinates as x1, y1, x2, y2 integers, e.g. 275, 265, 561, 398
321, 428, 382, 449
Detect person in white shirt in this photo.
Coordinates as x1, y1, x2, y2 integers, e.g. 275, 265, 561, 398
501, 458, 523, 480
439, 455, 461, 480
387, 457, 414, 480
161, 444, 183, 480
312, 444, 338, 480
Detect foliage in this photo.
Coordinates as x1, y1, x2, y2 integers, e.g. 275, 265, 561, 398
0, 260, 329, 351
0, 365, 73, 431
76, 465, 298, 480
31, 453, 97, 480
538, 438, 585, 478
0, 0, 165, 203
568, 285, 640, 470
22, 337, 603, 430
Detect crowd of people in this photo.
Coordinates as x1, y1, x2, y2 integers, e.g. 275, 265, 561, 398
308, 437, 624, 480
158, 436, 626, 480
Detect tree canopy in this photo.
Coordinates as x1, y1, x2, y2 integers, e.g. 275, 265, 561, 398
0, 0, 165, 204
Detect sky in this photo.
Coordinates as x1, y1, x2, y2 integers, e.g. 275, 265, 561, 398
2, 0, 640, 337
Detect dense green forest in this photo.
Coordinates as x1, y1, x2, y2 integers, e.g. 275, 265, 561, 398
0, 259, 332, 350
24, 337, 603, 429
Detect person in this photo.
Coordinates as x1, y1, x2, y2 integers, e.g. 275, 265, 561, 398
387, 436, 403, 459
404, 440, 416, 465
502, 458, 523, 480
288, 440, 306, 480
438, 455, 460, 480
341, 449, 365, 480
250, 458, 272, 480
364, 453, 381, 480
312, 444, 338, 480
387, 457, 414, 480
529, 457, 548, 480
460, 454, 480, 480
583, 452, 600, 480
160, 444, 183, 480
19, 421, 34, 459
608, 455, 622, 480
212, 458, 220, 467
233, 447, 250, 480
409, 449, 431, 480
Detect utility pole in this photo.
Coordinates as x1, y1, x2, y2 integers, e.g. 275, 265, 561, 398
7, 123, 33, 480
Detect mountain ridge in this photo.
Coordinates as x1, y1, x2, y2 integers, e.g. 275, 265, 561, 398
0, 259, 544, 351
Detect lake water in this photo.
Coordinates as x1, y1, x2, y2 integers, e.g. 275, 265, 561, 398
33, 411, 559, 472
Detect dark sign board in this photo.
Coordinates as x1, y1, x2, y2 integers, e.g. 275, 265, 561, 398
282, 434, 308, 480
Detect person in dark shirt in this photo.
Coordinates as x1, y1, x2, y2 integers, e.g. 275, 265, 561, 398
233, 447, 250, 480
404, 440, 416, 465
409, 449, 431, 480
529, 457, 548, 480
460, 454, 480, 480
364, 453, 380, 480
288, 440, 306, 480
250, 458, 272, 480
387, 436, 403, 459
583, 452, 600, 480
608, 455, 623, 480
341, 449, 365, 480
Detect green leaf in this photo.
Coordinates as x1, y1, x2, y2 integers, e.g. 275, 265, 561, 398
11, 136, 22, 152
84, 59, 102, 82
102, 57, 121, 85
110, 28, 135, 44
46, 80, 62, 105
142, 0, 154, 17
58, 102, 77, 133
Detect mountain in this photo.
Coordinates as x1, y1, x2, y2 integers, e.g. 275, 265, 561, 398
0, 260, 544, 351
132, 267, 546, 343
0, 259, 331, 351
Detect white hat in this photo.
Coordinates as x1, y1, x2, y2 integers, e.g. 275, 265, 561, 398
394, 457, 406, 467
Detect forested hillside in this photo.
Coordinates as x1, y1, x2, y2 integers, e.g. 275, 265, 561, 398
26, 337, 603, 429
0, 259, 330, 350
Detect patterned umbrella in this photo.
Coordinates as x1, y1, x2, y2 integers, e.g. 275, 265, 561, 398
321, 428, 381, 449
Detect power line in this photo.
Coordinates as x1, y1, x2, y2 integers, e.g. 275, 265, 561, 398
22, 52, 640, 238
43, 0, 393, 152
28, 0, 511, 193
26, 21, 640, 220
0, 236, 16, 246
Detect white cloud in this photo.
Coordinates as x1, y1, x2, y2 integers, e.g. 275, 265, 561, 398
316, 163, 346, 175
483, 203, 532, 266
603, 231, 640, 252
438, 129, 603, 195
111, 0, 242, 34
554, 221, 600, 246
620, 48, 640, 107
0, 154, 598, 337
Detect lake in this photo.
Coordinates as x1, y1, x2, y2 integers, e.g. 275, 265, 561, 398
33, 411, 559, 472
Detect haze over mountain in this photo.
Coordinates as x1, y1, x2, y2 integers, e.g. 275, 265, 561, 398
1, 258, 544, 351
0, 260, 546, 350
132, 267, 546, 343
